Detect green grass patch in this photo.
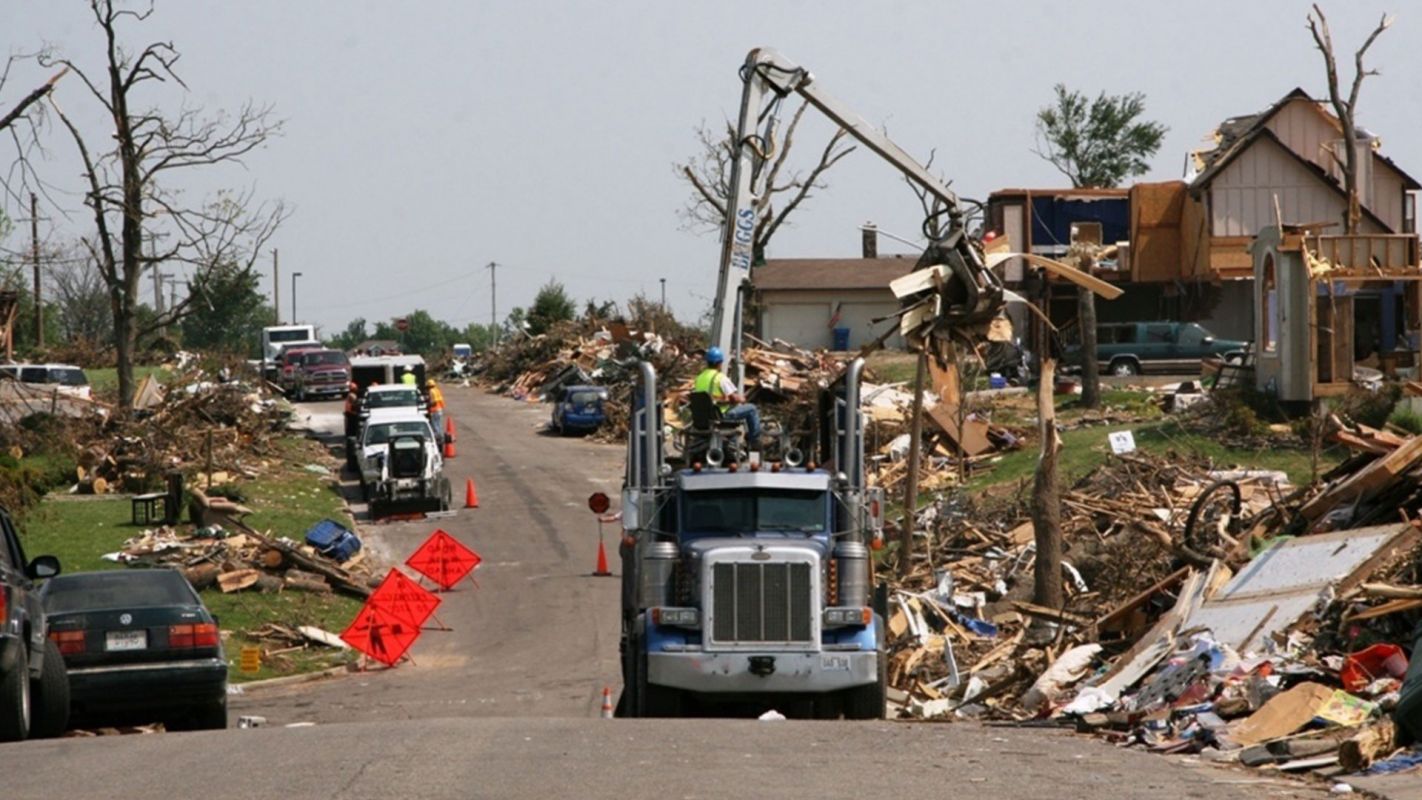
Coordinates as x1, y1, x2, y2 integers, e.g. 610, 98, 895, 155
86, 366, 171, 401
970, 416, 1341, 492
17, 439, 361, 683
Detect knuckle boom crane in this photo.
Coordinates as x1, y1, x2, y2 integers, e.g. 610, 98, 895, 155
612, 48, 1006, 718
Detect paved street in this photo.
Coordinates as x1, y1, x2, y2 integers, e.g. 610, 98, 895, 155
6, 387, 1332, 798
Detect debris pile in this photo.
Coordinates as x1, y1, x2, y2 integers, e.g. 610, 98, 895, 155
885, 436, 1422, 782
111, 504, 375, 600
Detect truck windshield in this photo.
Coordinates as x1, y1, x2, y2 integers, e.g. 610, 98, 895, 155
683, 489, 826, 533
268, 329, 312, 343
365, 421, 430, 446
304, 351, 348, 366
367, 389, 419, 408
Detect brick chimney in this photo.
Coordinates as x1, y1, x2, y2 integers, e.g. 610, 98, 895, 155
861, 222, 878, 259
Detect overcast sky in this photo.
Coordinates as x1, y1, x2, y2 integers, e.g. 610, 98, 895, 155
2, 1, 1416, 336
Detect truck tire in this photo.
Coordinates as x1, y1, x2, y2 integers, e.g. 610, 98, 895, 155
1109, 357, 1140, 376
635, 651, 682, 717
842, 651, 887, 720
0, 640, 31, 741
29, 638, 69, 739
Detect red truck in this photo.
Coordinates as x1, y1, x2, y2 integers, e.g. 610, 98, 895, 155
292, 349, 352, 401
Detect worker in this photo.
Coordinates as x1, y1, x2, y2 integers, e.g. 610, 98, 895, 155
426, 378, 447, 447
400, 365, 418, 387
693, 346, 761, 440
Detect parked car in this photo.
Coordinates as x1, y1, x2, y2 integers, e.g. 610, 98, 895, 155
355, 409, 451, 517
293, 348, 351, 401
0, 506, 67, 741
0, 363, 92, 399
550, 385, 609, 434
277, 344, 322, 396
1067, 322, 1249, 376
42, 569, 227, 731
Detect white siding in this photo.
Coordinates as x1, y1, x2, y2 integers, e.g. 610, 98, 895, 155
1373, 164, 1405, 231
762, 303, 832, 350
1265, 99, 1337, 174
1002, 203, 1026, 283
836, 301, 901, 350
1211, 136, 1356, 235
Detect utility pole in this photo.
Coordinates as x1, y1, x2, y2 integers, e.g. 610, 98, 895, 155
291, 271, 303, 325
29, 192, 42, 348
485, 261, 498, 344
660, 277, 667, 308
272, 249, 281, 325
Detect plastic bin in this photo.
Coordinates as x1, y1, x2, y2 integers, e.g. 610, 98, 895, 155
832, 327, 851, 351
305, 519, 361, 562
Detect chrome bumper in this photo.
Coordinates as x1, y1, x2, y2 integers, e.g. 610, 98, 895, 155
647, 649, 877, 693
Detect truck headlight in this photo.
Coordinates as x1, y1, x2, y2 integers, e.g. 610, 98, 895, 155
651, 607, 700, 628
823, 607, 871, 628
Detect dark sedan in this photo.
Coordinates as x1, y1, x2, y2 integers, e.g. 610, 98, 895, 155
42, 569, 228, 730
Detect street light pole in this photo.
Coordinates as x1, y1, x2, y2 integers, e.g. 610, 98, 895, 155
660, 277, 666, 308
291, 271, 303, 324
485, 261, 498, 345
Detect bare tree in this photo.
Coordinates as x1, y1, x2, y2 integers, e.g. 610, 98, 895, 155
48, 241, 113, 344
41, 0, 287, 408
0, 56, 68, 208
1307, 5, 1393, 234
676, 100, 855, 262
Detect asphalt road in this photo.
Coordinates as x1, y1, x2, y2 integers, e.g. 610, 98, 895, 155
4, 387, 1335, 799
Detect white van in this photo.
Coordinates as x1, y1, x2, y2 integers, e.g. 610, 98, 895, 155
0, 363, 92, 399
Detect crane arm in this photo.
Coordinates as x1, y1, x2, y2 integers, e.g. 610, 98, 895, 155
709, 48, 998, 384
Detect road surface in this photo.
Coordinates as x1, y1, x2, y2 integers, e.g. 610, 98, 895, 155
6, 387, 1333, 799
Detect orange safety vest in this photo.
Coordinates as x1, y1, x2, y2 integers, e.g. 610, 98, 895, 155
429, 384, 445, 411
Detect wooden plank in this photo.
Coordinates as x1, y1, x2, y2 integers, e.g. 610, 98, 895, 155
985, 251, 1124, 299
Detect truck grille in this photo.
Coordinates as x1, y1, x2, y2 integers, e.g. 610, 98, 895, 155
710, 562, 813, 644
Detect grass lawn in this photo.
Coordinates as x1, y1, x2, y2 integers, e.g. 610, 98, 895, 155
86, 365, 171, 401
18, 437, 362, 683
969, 415, 1340, 492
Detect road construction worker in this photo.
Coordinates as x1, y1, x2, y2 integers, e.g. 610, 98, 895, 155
400, 365, 418, 387
693, 346, 761, 440
426, 378, 447, 447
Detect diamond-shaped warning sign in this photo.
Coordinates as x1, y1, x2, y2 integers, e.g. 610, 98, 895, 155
368, 568, 441, 628
339, 603, 420, 667
406, 529, 482, 591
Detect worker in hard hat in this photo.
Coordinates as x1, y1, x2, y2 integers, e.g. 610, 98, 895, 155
693, 346, 761, 440
400, 365, 418, 387
426, 378, 447, 448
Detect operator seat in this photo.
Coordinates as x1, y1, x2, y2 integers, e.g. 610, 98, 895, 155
685, 392, 745, 464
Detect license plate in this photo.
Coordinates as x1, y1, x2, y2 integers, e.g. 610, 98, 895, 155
106, 630, 147, 652
821, 654, 851, 672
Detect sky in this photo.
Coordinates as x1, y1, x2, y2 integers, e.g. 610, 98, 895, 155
1, 0, 1417, 337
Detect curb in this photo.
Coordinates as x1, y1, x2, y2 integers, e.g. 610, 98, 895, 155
232, 664, 351, 692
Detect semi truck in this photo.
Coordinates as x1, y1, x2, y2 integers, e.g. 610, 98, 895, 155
614, 48, 1006, 718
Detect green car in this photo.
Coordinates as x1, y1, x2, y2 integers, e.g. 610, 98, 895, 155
1070, 322, 1249, 376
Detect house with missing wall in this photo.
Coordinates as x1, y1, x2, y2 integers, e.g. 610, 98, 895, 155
988, 87, 1419, 352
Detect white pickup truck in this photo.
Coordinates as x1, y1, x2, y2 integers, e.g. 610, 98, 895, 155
355, 409, 451, 517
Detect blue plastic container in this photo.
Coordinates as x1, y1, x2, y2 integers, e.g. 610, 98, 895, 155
305, 519, 361, 562
989, 372, 1007, 390
832, 327, 851, 351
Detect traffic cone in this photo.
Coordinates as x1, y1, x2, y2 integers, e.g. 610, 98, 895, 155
600, 686, 614, 719
444, 438, 456, 458
444, 416, 456, 443
594, 537, 611, 577
464, 478, 479, 509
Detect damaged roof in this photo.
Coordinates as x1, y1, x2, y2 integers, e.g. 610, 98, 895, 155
752, 257, 917, 291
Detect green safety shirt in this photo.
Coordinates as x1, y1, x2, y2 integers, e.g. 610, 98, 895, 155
694, 367, 730, 412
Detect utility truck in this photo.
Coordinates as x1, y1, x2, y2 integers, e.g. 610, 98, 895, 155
613, 48, 1006, 718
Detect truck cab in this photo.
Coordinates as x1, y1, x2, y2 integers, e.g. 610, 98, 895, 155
617, 360, 885, 718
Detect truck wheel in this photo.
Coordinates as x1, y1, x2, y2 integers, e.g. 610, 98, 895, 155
29, 638, 69, 739
636, 652, 681, 717
842, 651, 887, 720
1109, 358, 1140, 376
0, 641, 31, 741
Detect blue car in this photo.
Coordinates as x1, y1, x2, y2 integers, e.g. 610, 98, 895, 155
550, 385, 609, 434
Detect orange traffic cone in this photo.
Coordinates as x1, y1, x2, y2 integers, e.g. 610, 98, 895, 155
464, 478, 479, 509
601, 686, 614, 719
593, 537, 611, 577
444, 438, 456, 458
444, 416, 456, 443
